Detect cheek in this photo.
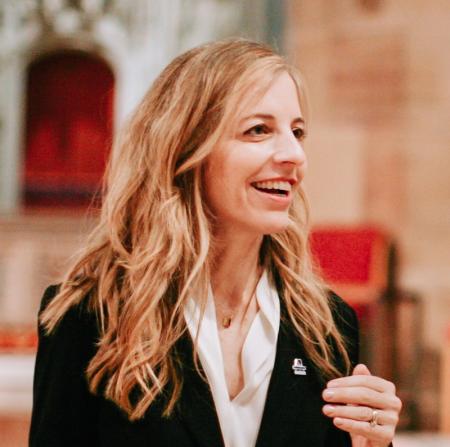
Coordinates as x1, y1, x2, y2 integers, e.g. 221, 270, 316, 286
203, 160, 230, 211
204, 162, 248, 215
300, 160, 308, 179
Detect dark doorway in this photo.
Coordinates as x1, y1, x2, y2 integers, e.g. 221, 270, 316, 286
23, 50, 114, 208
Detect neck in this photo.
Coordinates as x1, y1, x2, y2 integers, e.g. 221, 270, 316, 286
209, 228, 263, 312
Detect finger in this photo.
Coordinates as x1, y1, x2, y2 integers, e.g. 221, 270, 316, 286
353, 363, 371, 376
327, 375, 396, 394
322, 405, 398, 426
333, 417, 395, 444
322, 386, 400, 410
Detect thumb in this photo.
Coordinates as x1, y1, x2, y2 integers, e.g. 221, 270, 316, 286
352, 363, 372, 376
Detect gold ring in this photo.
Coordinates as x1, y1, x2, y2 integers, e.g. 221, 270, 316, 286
369, 409, 379, 428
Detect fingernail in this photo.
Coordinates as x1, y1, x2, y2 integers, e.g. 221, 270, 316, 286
323, 405, 335, 414
334, 417, 344, 426
323, 389, 334, 400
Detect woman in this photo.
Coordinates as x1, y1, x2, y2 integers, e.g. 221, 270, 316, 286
30, 39, 401, 447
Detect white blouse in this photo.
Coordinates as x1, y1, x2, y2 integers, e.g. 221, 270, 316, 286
184, 272, 280, 447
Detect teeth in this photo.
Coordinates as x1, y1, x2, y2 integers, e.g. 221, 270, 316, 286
253, 180, 291, 191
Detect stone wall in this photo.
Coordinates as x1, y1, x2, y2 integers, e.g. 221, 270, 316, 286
286, 0, 450, 351
286, 0, 450, 427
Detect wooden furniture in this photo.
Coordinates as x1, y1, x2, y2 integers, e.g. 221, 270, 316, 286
310, 225, 422, 430
441, 324, 450, 433
310, 226, 395, 377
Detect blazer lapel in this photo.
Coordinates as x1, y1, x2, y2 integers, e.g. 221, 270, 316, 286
174, 305, 332, 447
255, 316, 331, 447
175, 334, 225, 447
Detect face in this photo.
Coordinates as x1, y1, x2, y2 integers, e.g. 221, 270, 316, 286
203, 71, 307, 237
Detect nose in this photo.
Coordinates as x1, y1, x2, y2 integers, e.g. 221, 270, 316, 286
272, 131, 307, 167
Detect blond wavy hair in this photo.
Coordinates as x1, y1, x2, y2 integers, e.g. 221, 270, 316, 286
41, 38, 351, 420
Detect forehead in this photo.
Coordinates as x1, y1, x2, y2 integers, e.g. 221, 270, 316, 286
235, 72, 303, 122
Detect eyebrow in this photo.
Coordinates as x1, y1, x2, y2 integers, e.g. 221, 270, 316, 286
239, 113, 305, 125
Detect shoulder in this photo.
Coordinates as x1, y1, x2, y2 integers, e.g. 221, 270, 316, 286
327, 291, 359, 336
39, 283, 96, 322
37, 284, 99, 354
34, 283, 100, 394
327, 291, 360, 367
39, 284, 60, 313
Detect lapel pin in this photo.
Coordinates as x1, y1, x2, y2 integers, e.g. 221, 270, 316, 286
292, 358, 307, 375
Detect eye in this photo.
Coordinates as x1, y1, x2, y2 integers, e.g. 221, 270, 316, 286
244, 124, 270, 137
292, 127, 307, 141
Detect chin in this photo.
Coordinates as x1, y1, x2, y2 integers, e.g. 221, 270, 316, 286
251, 215, 291, 235
263, 225, 290, 235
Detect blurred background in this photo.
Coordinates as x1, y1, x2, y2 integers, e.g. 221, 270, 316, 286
0, 0, 449, 446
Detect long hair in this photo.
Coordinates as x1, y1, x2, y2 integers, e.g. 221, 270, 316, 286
41, 38, 351, 420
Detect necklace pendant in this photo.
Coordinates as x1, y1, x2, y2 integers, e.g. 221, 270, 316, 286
222, 316, 232, 328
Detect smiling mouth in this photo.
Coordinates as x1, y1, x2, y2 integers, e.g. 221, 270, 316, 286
251, 180, 291, 197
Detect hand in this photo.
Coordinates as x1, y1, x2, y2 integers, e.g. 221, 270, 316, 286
322, 364, 402, 447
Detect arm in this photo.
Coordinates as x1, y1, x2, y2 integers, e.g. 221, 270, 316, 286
29, 285, 100, 447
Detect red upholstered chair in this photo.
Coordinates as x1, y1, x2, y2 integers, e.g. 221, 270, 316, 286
310, 226, 395, 378
310, 226, 392, 312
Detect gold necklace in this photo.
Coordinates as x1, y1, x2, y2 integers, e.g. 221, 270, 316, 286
219, 274, 260, 329
222, 316, 233, 328
222, 291, 256, 329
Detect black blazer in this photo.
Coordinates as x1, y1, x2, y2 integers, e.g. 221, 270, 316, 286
30, 285, 359, 447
